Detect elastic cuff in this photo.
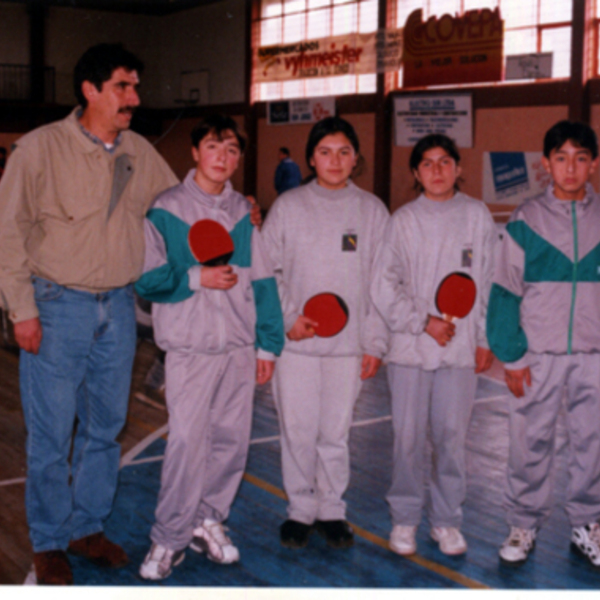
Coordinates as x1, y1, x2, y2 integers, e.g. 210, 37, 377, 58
257, 349, 275, 361
187, 266, 202, 291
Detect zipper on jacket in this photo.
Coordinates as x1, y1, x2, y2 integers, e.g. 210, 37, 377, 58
568, 201, 578, 354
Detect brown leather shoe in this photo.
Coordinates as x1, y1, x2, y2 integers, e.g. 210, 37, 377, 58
68, 532, 129, 568
33, 550, 73, 585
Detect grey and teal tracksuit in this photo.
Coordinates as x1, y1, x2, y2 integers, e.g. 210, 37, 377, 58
371, 192, 497, 528
135, 170, 284, 551
262, 179, 389, 524
487, 183, 600, 530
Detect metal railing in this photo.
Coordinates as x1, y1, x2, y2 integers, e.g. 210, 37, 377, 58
0, 64, 55, 103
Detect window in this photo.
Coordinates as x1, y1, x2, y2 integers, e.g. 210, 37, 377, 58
253, 0, 379, 101
390, 0, 573, 87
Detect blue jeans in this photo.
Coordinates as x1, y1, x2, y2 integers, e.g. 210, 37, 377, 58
20, 277, 136, 552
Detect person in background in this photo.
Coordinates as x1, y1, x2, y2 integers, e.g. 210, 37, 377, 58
274, 146, 302, 195
371, 133, 496, 557
487, 120, 600, 568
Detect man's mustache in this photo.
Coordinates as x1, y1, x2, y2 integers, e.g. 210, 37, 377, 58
118, 106, 136, 115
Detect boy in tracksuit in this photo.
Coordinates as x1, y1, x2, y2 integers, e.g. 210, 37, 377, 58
136, 115, 284, 580
487, 120, 600, 567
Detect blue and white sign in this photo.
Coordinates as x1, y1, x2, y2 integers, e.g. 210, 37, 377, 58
490, 152, 528, 193
268, 97, 336, 125
483, 151, 552, 205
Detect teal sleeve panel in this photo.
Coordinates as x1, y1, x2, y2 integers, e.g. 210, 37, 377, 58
486, 282, 528, 362
230, 213, 253, 268
252, 277, 285, 356
578, 241, 600, 281
134, 208, 198, 304
506, 220, 573, 282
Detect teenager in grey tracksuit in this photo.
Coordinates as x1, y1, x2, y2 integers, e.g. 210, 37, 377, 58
371, 134, 496, 557
262, 117, 389, 549
487, 121, 600, 567
135, 116, 284, 579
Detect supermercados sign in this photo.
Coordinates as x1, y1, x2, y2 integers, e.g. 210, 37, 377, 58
254, 30, 402, 83
403, 8, 503, 87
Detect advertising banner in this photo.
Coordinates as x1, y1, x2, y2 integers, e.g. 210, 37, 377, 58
483, 152, 552, 205
394, 94, 472, 147
402, 8, 503, 88
255, 29, 402, 83
267, 97, 336, 125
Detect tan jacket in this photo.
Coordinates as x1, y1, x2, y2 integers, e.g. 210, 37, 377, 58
0, 108, 178, 323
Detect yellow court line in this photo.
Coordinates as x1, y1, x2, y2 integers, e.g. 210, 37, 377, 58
242, 472, 490, 590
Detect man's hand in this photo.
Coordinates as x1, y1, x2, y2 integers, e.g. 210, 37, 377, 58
14, 317, 43, 354
287, 315, 318, 341
505, 367, 531, 398
256, 359, 275, 385
361, 354, 381, 380
247, 196, 263, 229
475, 347, 494, 373
200, 265, 238, 290
425, 315, 456, 347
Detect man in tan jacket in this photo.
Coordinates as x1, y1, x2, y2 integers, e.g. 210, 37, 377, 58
0, 44, 178, 585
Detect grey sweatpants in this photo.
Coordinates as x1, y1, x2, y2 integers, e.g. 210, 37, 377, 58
505, 353, 600, 530
272, 350, 362, 524
386, 364, 477, 528
150, 346, 256, 551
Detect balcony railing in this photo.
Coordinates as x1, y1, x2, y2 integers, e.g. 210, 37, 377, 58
0, 64, 55, 103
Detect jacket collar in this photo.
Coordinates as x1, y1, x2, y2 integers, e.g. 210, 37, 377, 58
65, 107, 137, 158
182, 169, 234, 209
544, 182, 596, 211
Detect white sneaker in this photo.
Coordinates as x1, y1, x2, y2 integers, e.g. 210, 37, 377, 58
139, 543, 185, 580
430, 527, 467, 555
389, 525, 417, 556
190, 519, 240, 564
571, 522, 600, 567
499, 526, 536, 564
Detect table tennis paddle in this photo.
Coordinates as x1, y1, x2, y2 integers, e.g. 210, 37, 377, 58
188, 219, 234, 266
435, 272, 476, 322
303, 292, 349, 338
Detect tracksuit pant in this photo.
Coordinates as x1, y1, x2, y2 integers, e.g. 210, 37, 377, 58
386, 364, 477, 528
150, 345, 256, 551
505, 353, 600, 530
272, 350, 363, 524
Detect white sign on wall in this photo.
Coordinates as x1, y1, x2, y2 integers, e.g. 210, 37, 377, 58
505, 53, 553, 80
394, 94, 473, 147
268, 97, 336, 125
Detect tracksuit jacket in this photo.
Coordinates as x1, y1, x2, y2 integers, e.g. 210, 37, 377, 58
487, 183, 600, 367
135, 170, 284, 358
262, 178, 390, 359
371, 192, 497, 370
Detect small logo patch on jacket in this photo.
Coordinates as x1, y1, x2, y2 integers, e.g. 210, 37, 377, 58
342, 234, 358, 251
462, 247, 473, 268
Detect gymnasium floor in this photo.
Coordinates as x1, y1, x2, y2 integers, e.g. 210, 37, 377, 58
6, 350, 597, 595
